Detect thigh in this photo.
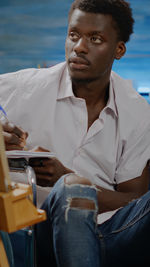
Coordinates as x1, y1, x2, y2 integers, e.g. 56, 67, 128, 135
98, 191, 150, 266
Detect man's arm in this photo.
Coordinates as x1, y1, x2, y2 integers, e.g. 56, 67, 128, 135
96, 163, 149, 213
28, 146, 73, 187
64, 163, 149, 214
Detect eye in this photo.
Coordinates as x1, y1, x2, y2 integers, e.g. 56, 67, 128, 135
90, 36, 103, 44
69, 31, 80, 42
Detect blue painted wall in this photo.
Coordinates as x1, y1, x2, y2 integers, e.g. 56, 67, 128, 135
0, 0, 150, 102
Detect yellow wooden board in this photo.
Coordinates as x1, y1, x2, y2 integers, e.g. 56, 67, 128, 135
0, 123, 11, 192
0, 122, 46, 233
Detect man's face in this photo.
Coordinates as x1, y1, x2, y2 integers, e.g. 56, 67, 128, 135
65, 9, 124, 82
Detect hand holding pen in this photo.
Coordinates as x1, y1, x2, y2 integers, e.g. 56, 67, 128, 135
0, 105, 28, 150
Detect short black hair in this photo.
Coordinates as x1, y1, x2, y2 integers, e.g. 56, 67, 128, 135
69, 0, 134, 43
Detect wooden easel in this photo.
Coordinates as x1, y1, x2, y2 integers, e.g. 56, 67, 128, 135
0, 122, 46, 266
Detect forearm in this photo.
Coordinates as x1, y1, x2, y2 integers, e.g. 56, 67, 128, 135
96, 186, 142, 214
96, 165, 149, 214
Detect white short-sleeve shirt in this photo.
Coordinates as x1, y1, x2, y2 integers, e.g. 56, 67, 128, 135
0, 62, 150, 192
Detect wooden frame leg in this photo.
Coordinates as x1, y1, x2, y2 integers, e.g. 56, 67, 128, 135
0, 235, 9, 267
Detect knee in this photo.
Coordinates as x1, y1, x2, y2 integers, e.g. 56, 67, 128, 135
47, 174, 97, 212
64, 174, 96, 211
64, 173, 92, 186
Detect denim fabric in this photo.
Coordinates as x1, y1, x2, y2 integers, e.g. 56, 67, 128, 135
98, 191, 150, 266
36, 175, 150, 267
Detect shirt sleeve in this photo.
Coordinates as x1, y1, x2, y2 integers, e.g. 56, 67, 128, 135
115, 120, 150, 184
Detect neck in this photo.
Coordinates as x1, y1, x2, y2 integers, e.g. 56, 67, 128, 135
72, 77, 110, 107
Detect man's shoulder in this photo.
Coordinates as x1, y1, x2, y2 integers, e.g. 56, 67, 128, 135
111, 71, 140, 100
0, 62, 67, 104
0, 61, 66, 81
111, 72, 150, 136
111, 71, 150, 118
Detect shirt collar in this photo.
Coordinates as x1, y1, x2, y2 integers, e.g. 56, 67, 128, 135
57, 66, 118, 117
57, 66, 74, 99
105, 76, 118, 118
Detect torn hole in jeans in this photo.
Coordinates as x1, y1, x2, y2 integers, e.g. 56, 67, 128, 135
65, 197, 97, 222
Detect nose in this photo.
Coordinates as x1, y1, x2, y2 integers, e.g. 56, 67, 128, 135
73, 37, 88, 54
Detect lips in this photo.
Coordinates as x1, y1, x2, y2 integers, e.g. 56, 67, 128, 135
69, 57, 90, 70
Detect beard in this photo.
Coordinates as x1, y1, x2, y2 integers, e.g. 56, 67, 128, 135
70, 75, 99, 85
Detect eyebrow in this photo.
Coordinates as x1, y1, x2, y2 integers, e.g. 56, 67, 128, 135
68, 27, 104, 36
89, 31, 104, 36
68, 26, 78, 31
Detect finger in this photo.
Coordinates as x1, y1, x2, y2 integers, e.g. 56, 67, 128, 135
36, 177, 54, 187
35, 157, 57, 166
33, 165, 54, 175
2, 121, 28, 139
3, 132, 24, 146
36, 173, 55, 187
5, 144, 25, 151
29, 158, 53, 167
30, 146, 50, 152
14, 126, 28, 139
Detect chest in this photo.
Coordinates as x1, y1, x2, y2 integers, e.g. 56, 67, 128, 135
87, 103, 105, 130
6, 95, 121, 187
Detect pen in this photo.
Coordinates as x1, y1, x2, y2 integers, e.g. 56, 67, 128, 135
0, 105, 9, 123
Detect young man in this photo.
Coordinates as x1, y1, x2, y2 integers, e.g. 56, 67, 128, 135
0, 0, 150, 266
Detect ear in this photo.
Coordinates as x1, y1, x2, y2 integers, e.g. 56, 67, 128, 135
115, 41, 126, 60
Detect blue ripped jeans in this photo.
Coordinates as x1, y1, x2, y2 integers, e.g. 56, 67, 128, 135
36, 175, 150, 267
